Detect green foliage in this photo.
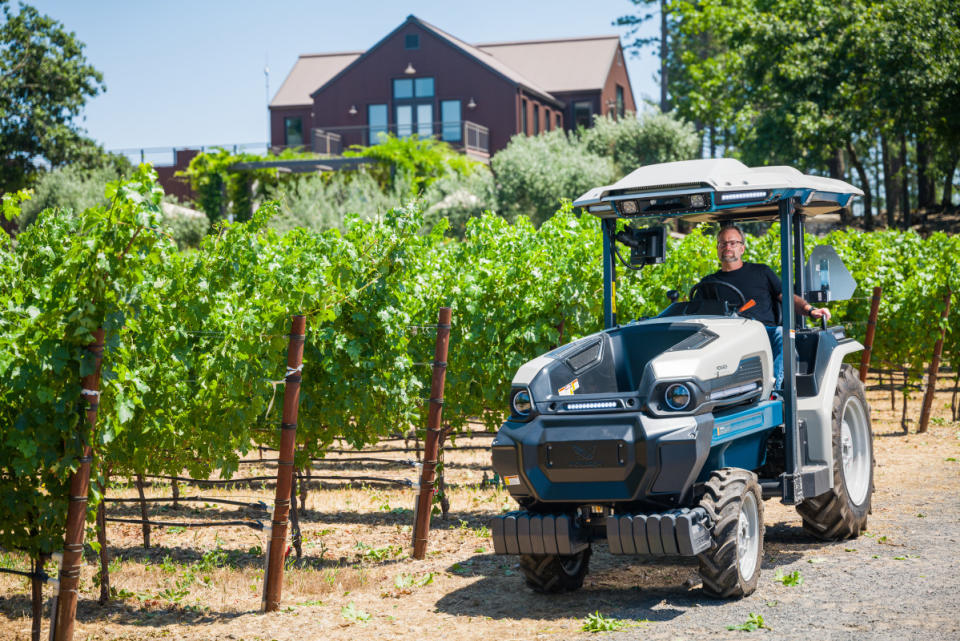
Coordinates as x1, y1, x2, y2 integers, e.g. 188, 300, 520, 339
17, 163, 130, 231
668, 0, 960, 179
422, 167, 496, 237
773, 568, 804, 586
0, 1, 107, 191
2, 161, 957, 567
492, 130, 615, 225
344, 133, 481, 197
0, 165, 168, 555
581, 112, 701, 177
266, 169, 412, 233
340, 601, 371, 623
177, 147, 314, 225
159, 202, 209, 250
581, 611, 628, 633
727, 612, 769, 631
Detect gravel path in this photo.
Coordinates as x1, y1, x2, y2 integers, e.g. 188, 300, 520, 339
584, 488, 960, 641
570, 429, 960, 641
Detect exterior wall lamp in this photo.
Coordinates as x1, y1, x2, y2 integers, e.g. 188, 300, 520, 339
404, 62, 416, 75
348, 105, 358, 115
467, 97, 477, 110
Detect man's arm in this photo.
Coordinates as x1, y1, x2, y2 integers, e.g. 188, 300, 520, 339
777, 293, 832, 320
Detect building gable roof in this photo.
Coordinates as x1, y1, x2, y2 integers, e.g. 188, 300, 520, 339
270, 51, 362, 107
478, 36, 622, 94
308, 15, 562, 106
272, 16, 628, 109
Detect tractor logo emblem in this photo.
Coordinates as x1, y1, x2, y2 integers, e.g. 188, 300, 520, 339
572, 444, 597, 461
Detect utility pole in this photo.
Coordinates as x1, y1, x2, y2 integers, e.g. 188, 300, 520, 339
264, 57, 271, 152
660, 0, 669, 112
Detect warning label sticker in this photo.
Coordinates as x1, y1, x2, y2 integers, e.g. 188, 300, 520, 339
558, 378, 580, 396
504, 475, 520, 486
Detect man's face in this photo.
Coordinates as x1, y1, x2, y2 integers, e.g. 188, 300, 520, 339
717, 228, 745, 265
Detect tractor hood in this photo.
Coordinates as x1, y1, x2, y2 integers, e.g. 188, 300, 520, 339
511, 316, 772, 420
573, 158, 863, 222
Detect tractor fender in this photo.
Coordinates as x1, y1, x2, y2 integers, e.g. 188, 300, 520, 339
796, 340, 863, 480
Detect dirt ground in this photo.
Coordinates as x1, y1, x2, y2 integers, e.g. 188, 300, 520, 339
2, 376, 959, 641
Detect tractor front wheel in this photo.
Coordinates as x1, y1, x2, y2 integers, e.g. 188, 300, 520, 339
797, 364, 873, 539
519, 547, 591, 593
697, 468, 764, 598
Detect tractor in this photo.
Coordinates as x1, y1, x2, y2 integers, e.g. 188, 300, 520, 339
489, 158, 873, 598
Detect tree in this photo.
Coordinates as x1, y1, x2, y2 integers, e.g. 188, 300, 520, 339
666, 0, 960, 227
0, 1, 105, 193
580, 111, 700, 177
617, 0, 672, 112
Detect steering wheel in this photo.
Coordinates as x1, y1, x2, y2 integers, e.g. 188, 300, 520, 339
688, 280, 747, 307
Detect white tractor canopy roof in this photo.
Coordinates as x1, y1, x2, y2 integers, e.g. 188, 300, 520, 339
573, 158, 863, 222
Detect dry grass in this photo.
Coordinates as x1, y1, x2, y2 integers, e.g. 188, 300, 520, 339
1, 379, 958, 641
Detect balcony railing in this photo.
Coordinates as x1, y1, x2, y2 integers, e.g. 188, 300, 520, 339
305, 120, 490, 157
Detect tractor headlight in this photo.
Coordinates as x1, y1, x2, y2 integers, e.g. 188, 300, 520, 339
511, 388, 533, 416
664, 383, 692, 411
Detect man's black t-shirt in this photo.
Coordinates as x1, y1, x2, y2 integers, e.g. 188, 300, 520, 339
700, 262, 782, 325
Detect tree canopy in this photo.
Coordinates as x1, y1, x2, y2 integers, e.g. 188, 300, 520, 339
0, 0, 105, 192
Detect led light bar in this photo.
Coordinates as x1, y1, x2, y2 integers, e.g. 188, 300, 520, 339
709, 382, 760, 401
565, 400, 619, 411
719, 190, 768, 203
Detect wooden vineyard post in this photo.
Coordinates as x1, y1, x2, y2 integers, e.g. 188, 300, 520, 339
413, 307, 452, 560
262, 315, 306, 612
53, 329, 105, 641
918, 290, 952, 433
860, 287, 882, 383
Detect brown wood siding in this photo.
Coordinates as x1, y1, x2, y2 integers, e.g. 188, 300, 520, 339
270, 106, 314, 149
311, 22, 521, 153
602, 44, 636, 117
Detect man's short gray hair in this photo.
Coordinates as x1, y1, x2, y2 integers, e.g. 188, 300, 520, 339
717, 224, 746, 243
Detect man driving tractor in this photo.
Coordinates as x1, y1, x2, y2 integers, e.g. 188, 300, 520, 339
696, 225, 831, 390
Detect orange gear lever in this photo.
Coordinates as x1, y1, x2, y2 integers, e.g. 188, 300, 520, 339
739, 299, 757, 313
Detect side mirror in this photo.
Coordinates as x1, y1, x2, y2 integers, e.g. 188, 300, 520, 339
666, 289, 680, 303
804, 245, 856, 302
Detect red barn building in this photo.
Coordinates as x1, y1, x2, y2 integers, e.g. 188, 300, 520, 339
269, 15, 636, 159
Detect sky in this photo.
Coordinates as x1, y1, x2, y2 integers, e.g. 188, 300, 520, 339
27, 0, 660, 152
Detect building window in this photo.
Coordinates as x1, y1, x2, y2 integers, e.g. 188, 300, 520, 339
534, 105, 541, 135
441, 100, 461, 141
616, 85, 625, 117
556, 113, 562, 129
521, 98, 528, 134
284, 117, 303, 147
394, 77, 434, 99
393, 78, 413, 99
417, 103, 433, 136
545, 109, 551, 132
405, 34, 419, 50
368, 104, 388, 143
414, 77, 434, 98
574, 101, 593, 129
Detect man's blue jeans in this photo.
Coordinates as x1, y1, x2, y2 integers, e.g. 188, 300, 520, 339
765, 325, 784, 391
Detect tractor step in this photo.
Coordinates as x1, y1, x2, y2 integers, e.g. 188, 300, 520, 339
490, 507, 712, 557
606, 507, 712, 556
490, 512, 589, 556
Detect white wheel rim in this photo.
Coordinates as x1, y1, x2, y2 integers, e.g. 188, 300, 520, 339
840, 396, 871, 505
737, 492, 759, 581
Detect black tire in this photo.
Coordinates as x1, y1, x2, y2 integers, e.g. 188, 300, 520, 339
697, 468, 764, 599
797, 364, 873, 539
519, 547, 591, 593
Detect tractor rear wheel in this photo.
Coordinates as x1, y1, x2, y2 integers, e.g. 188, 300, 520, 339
519, 547, 591, 593
697, 468, 764, 598
797, 364, 873, 539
